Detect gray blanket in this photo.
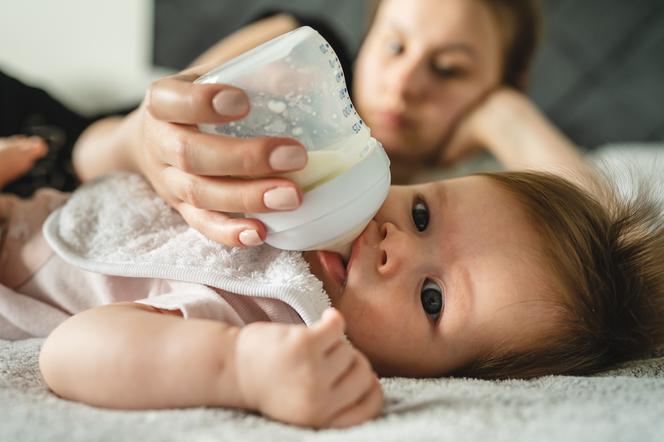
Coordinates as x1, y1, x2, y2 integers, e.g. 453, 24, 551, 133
1, 338, 663, 442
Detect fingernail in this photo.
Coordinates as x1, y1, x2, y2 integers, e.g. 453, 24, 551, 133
212, 89, 249, 117
269, 145, 306, 171
239, 229, 263, 247
264, 187, 300, 211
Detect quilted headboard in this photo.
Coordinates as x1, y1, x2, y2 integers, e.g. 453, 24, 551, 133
153, 0, 664, 148
530, 0, 664, 148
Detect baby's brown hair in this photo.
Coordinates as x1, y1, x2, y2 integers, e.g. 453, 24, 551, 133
455, 171, 664, 379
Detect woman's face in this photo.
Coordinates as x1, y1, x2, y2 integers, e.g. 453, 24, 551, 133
305, 177, 561, 377
353, 0, 504, 163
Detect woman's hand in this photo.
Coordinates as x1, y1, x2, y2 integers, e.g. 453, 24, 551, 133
234, 308, 384, 428
440, 88, 585, 174
438, 88, 515, 165
80, 66, 308, 247
0, 135, 47, 189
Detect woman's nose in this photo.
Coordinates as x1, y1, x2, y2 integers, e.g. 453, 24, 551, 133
377, 222, 403, 277
387, 57, 428, 102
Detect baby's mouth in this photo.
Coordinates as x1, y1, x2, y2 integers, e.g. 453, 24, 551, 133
316, 251, 348, 288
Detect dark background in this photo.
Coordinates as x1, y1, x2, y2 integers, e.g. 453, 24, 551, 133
154, 0, 664, 149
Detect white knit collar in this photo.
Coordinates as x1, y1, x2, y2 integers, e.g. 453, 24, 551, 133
42, 173, 331, 325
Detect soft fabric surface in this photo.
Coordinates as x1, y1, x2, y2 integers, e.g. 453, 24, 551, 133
1, 338, 663, 442
3, 143, 664, 441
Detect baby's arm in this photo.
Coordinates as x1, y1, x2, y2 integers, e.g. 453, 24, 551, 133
39, 303, 382, 428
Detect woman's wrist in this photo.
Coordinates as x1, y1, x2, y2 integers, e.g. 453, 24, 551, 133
473, 89, 536, 159
119, 109, 146, 175
474, 88, 584, 171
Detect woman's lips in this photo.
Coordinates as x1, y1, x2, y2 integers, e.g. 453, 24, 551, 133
373, 110, 410, 129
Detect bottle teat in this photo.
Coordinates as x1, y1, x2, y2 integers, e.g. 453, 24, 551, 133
307, 217, 371, 259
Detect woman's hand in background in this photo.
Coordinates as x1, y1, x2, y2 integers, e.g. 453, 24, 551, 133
0, 135, 47, 190
234, 308, 384, 428
440, 87, 596, 192
74, 66, 307, 247
438, 88, 529, 166
440, 88, 586, 175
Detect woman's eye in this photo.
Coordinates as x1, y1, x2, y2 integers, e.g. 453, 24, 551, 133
412, 199, 429, 232
421, 279, 444, 322
387, 40, 404, 55
432, 65, 462, 78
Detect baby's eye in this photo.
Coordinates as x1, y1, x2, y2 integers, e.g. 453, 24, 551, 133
421, 279, 444, 322
412, 198, 429, 232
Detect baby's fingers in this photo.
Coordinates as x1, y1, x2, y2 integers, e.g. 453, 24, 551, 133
327, 352, 377, 411
0, 136, 48, 187
327, 378, 383, 428
0, 135, 47, 157
310, 308, 346, 354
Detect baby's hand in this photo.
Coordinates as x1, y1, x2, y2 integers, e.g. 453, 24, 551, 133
0, 136, 48, 189
234, 308, 383, 428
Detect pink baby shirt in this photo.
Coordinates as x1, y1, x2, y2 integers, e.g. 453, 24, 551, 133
0, 174, 330, 340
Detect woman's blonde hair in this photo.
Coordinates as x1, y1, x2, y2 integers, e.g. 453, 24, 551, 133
367, 0, 542, 89
454, 171, 664, 379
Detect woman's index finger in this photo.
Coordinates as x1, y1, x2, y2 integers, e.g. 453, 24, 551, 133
147, 74, 249, 125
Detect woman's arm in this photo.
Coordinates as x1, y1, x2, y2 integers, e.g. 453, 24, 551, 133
39, 303, 382, 428
72, 116, 136, 182
73, 13, 299, 182
190, 13, 298, 68
442, 89, 594, 188
71, 14, 308, 247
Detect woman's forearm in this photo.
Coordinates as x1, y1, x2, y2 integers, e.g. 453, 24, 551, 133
189, 14, 298, 68
72, 113, 140, 182
480, 90, 586, 173
39, 303, 246, 410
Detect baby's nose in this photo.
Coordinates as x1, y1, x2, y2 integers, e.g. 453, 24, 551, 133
377, 222, 401, 276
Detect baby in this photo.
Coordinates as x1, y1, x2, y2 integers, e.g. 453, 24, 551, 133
1, 138, 663, 429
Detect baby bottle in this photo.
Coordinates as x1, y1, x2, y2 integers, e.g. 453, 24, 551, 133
195, 26, 390, 258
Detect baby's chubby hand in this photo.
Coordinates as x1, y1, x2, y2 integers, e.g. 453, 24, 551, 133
234, 308, 383, 428
0, 136, 47, 189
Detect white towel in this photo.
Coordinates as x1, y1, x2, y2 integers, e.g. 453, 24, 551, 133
42, 173, 330, 325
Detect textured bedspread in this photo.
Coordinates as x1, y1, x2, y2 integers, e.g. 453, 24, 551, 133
1, 338, 663, 442
3, 144, 664, 441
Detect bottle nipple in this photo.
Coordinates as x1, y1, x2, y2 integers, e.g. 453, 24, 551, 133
308, 217, 371, 260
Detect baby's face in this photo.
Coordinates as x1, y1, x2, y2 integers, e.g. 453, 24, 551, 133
306, 176, 560, 377
353, 0, 504, 162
